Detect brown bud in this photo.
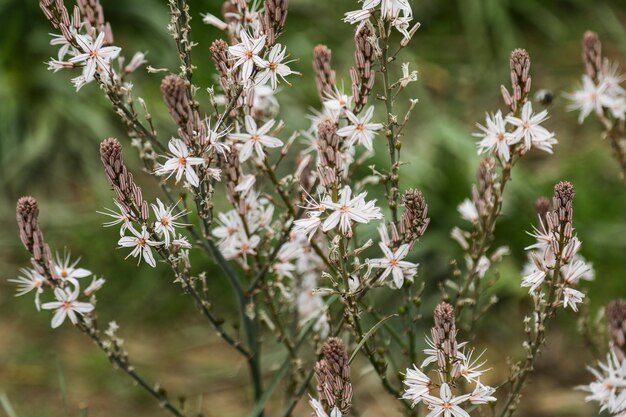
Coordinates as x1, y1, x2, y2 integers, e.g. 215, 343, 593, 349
608, 299, 626, 360
160, 74, 197, 143
509, 48, 531, 109
314, 338, 352, 415
313, 45, 336, 101
262, 0, 288, 46
316, 120, 343, 188
351, 24, 375, 112
400, 189, 430, 243
16, 197, 41, 253
582, 31, 602, 80
432, 303, 458, 370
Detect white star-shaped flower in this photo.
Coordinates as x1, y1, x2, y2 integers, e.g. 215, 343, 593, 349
567, 75, 615, 123
422, 383, 471, 417
336, 106, 384, 151
256, 44, 299, 90
402, 365, 432, 407
118, 225, 162, 268
155, 139, 205, 187
474, 110, 517, 161
229, 31, 267, 81
41, 287, 95, 328
368, 242, 418, 288
8, 268, 47, 311
506, 101, 556, 152
69, 32, 121, 89
323, 186, 383, 236
229, 115, 283, 162
151, 199, 189, 248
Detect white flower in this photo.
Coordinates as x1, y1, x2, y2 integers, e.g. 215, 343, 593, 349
202, 119, 230, 156
343, 8, 373, 24
118, 225, 162, 268
41, 287, 95, 328
323, 186, 383, 236
8, 268, 47, 311
468, 382, 497, 405
579, 351, 626, 414
213, 210, 244, 244
54, 252, 92, 286
474, 110, 517, 161
506, 101, 556, 152
458, 347, 488, 383
521, 268, 546, 294
457, 199, 479, 223
567, 75, 615, 123
563, 287, 585, 312
323, 89, 352, 112
229, 31, 267, 81
172, 235, 192, 248
599, 62, 626, 97
422, 383, 471, 417
369, 242, 418, 288
399, 62, 418, 87
68, 32, 121, 89
230, 116, 283, 162
402, 365, 432, 407
294, 213, 323, 240
155, 139, 205, 187
475, 256, 490, 279
363, 0, 412, 20
256, 44, 298, 90
309, 397, 341, 417
561, 259, 593, 285
151, 199, 189, 247
97, 200, 133, 236
201, 12, 228, 30
336, 106, 384, 151
83, 276, 106, 297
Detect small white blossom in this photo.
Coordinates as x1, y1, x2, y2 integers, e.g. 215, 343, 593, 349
151, 199, 189, 247
468, 382, 497, 405
506, 101, 556, 152
68, 32, 121, 90
402, 365, 432, 407
457, 199, 479, 223
422, 383, 470, 417
54, 253, 92, 286
155, 139, 205, 187
230, 116, 283, 162
256, 44, 299, 90
229, 31, 267, 81
97, 200, 133, 236
83, 276, 106, 297
41, 287, 94, 328
336, 106, 384, 151
8, 269, 47, 310
118, 225, 162, 268
563, 287, 585, 312
323, 186, 383, 236
474, 110, 517, 161
399, 62, 419, 87
369, 242, 418, 288
309, 397, 341, 417
567, 75, 615, 123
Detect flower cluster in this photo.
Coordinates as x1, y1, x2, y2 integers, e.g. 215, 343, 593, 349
294, 186, 383, 238
344, 0, 418, 42
11, 254, 103, 329
402, 303, 496, 415
474, 101, 556, 161
568, 31, 626, 123
521, 183, 593, 312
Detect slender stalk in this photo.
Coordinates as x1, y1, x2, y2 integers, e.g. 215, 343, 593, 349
79, 324, 185, 417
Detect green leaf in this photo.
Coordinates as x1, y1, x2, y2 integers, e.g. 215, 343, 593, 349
349, 314, 398, 365
0, 392, 19, 417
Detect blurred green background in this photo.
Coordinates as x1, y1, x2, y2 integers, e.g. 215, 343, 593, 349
2, 0, 626, 416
